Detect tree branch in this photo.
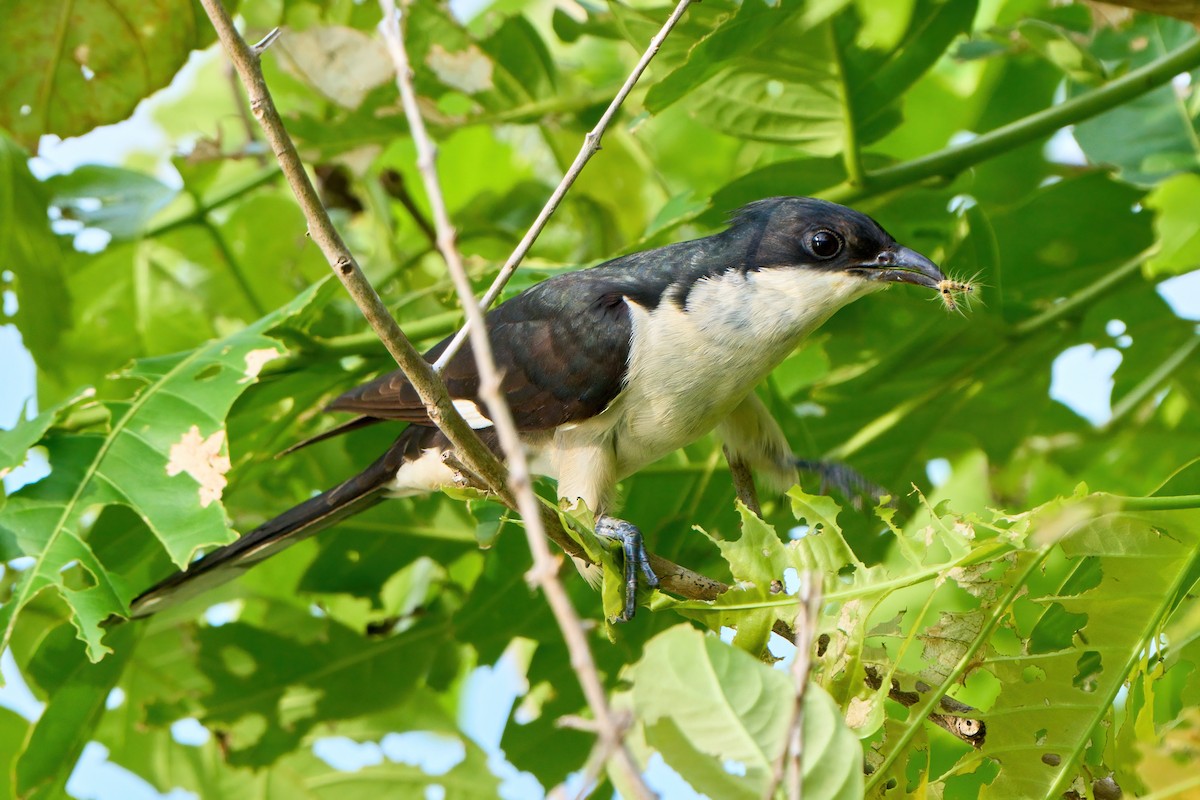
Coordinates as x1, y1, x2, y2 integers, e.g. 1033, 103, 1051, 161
764, 575, 823, 800
724, 446, 762, 516
195, 4, 516, 510
432, 0, 695, 371
377, 3, 655, 796
863, 667, 987, 749
195, 0, 754, 647
146, 166, 280, 239
864, 547, 1052, 792
1011, 249, 1152, 338
823, 35, 1200, 204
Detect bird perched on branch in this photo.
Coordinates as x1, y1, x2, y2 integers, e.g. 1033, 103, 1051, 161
131, 196, 954, 622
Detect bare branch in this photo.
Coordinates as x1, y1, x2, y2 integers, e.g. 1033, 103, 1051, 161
433, 0, 695, 371
765, 575, 823, 800
377, 4, 655, 797
379, 169, 438, 249
725, 445, 762, 516
1091, 0, 1200, 25
195, 0, 513, 506
198, 0, 724, 647
864, 666, 987, 748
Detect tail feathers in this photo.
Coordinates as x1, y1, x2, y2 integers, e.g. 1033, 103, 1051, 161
275, 415, 381, 458
129, 431, 424, 619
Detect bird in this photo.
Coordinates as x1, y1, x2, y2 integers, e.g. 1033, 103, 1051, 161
129, 196, 950, 622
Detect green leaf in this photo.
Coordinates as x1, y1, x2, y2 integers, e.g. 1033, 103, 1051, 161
0, 132, 69, 360
1014, 19, 1107, 85
0, 406, 57, 483
0, 707, 31, 800
630, 624, 863, 800
1144, 173, 1200, 278
644, 0, 974, 151
980, 509, 1200, 798
15, 623, 137, 800
45, 165, 178, 240
0, 283, 325, 661
191, 611, 447, 765
0, 0, 213, 147
1072, 16, 1200, 185
710, 504, 793, 654
645, 2, 843, 151
0, 390, 99, 518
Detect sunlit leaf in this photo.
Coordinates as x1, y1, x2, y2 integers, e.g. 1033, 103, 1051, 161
15, 623, 137, 800
0, 283, 326, 660
630, 624, 863, 800
44, 166, 178, 240
0, 0, 212, 147
0, 133, 69, 360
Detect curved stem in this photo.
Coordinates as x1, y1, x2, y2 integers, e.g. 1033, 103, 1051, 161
433, 0, 696, 371
1011, 249, 1153, 337
147, 167, 280, 238
829, 25, 865, 190
200, 216, 266, 317
823, 35, 1200, 204
864, 544, 1053, 793
1106, 333, 1200, 427
1114, 493, 1200, 511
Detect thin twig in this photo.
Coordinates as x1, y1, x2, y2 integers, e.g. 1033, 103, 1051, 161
196, 0, 726, 631
377, 4, 655, 797
379, 169, 438, 248
765, 575, 823, 800
432, 0, 695, 372
863, 668, 987, 748
196, 2, 517, 507
554, 710, 637, 800
1105, 332, 1200, 428
223, 56, 268, 166
724, 445, 762, 516
822, 36, 1200, 205
198, 214, 266, 316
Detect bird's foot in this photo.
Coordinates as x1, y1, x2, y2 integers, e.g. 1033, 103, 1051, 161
794, 459, 891, 509
595, 515, 659, 621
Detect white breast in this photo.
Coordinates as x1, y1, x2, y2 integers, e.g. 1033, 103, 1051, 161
392, 267, 881, 513
606, 267, 880, 477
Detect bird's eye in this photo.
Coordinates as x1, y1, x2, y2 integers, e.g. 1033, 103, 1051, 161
810, 230, 842, 259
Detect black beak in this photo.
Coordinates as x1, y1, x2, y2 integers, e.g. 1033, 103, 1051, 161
851, 245, 945, 290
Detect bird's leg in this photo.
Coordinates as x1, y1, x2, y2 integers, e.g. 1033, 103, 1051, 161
794, 458, 890, 508
595, 515, 660, 621
723, 445, 762, 517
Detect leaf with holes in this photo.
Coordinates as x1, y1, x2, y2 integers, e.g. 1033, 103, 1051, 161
0, 0, 213, 147
978, 508, 1200, 798
0, 283, 324, 663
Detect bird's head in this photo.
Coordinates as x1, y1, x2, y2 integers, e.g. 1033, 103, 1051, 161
731, 196, 947, 292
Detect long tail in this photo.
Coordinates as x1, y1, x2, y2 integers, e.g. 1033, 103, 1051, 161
129, 427, 429, 619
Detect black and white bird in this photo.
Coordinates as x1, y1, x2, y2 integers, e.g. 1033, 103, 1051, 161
130, 196, 949, 621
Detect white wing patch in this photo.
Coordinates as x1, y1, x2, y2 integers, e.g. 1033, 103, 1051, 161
452, 398, 494, 429
389, 447, 458, 496
166, 426, 232, 508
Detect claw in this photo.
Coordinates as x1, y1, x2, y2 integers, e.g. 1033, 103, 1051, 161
595, 515, 659, 621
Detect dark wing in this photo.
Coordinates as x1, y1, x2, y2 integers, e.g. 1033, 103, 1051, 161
329, 271, 636, 430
